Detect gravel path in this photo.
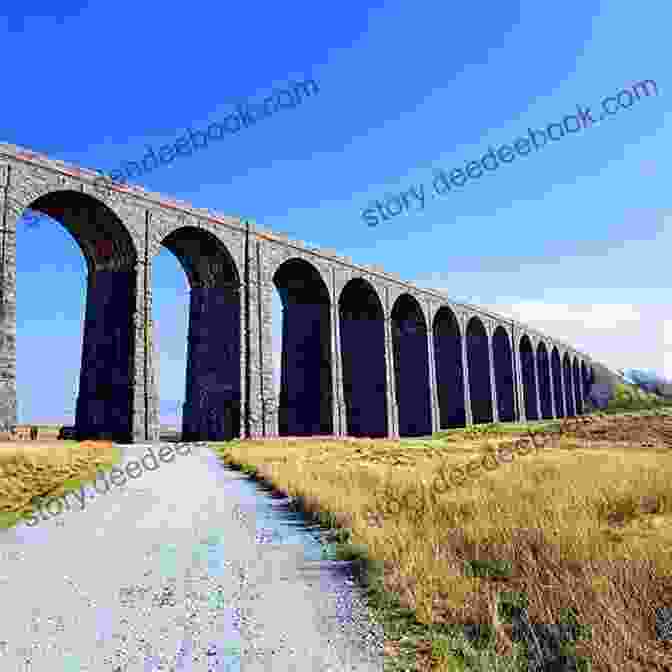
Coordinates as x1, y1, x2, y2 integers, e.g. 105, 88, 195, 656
0, 442, 385, 671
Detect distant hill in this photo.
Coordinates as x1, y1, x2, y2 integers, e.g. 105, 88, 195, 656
586, 363, 671, 410
618, 368, 672, 397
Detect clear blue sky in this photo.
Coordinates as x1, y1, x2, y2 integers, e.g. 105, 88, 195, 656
2, 0, 669, 425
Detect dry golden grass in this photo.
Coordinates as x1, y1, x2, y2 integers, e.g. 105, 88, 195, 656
211, 416, 672, 672
0, 440, 120, 529
0, 424, 64, 441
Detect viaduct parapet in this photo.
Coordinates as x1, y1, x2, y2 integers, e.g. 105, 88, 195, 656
0, 142, 596, 442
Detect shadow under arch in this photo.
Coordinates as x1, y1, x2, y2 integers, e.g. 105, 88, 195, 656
338, 278, 387, 437
563, 352, 575, 416
493, 325, 515, 422
520, 335, 538, 421
551, 347, 564, 417
581, 361, 591, 403
25, 189, 138, 441
274, 258, 333, 436
537, 341, 553, 419
391, 294, 431, 436
159, 226, 241, 441
433, 306, 466, 428
466, 316, 493, 424
573, 357, 583, 415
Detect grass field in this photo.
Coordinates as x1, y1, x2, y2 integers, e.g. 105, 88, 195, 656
0, 440, 121, 530
210, 409, 672, 671
3, 406, 672, 669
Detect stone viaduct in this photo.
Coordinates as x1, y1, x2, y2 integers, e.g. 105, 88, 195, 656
0, 143, 596, 443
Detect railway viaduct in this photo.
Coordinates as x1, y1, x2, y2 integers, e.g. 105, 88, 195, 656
0, 143, 596, 443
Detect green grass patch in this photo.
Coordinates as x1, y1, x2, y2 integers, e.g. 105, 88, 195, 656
0, 444, 122, 532
431, 419, 562, 442
0, 509, 26, 529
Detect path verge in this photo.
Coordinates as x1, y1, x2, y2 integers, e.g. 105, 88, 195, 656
0, 440, 121, 530
209, 411, 672, 671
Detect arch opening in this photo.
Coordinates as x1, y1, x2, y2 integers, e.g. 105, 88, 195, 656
520, 335, 539, 421
392, 294, 431, 436
466, 317, 493, 424
23, 190, 138, 441
581, 361, 593, 406
159, 227, 241, 441
274, 258, 333, 436
493, 326, 515, 422
537, 342, 553, 419
551, 347, 564, 418
433, 307, 466, 428
338, 279, 387, 437
563, 353, 575, 417
573, 358, 583, 415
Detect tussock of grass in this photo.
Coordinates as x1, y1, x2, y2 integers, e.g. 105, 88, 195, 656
0, 441, 121, 530
210, 415, 672, 671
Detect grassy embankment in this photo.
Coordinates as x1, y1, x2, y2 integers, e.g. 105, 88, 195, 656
209, 404, 672, 671
0, 440, 122, 531
601, 382, 670, 414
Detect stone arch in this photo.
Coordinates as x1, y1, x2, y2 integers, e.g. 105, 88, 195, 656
274, 258, 333, 436
338, 278, 387, 437
391, 293, 432, 436
581, 360, 591, 401
573, 357, 583, 415
493, 325, 515, 422
433, 306, 466, 428
551, 347, 564, 417
563, 352, 575, 416
26, 189, 139, 441
466, 316, 493, 424
158, 226, 241, 441
537, 341, 553, 419
520, 335, 538, 421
